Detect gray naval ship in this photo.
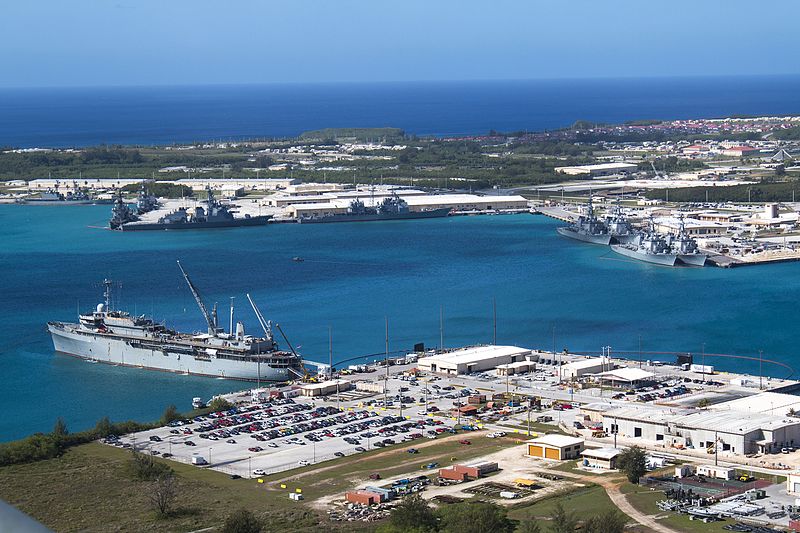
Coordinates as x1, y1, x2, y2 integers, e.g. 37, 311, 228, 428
610, 216, 706, 267
299, 192, 451, 223
556, 197, 638, 245
113, 187, 271, 231
47, 263, 306, 381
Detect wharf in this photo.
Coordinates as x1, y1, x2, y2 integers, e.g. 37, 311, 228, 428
535, 206, 578, 223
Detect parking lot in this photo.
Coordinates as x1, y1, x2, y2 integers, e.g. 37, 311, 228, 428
108, 394, 464, 478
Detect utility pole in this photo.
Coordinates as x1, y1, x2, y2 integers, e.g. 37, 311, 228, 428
553, 325, 559, 384
384, 317, 389, 408
714, 431, 719, 466
614, 417, 618, 448
439, 305, 444, 351
759, 350, 763, 390
638, 334, 642, 369
701, 343, 706, 383
492, 297, 497, 345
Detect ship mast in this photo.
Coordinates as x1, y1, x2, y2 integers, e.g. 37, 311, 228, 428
176, 261, 217, 335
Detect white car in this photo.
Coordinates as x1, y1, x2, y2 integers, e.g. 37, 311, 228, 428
252, 469, 266, 476
298, 460, 311, 466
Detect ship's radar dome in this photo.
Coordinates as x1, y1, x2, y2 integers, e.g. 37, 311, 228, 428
97, 303, 105, 313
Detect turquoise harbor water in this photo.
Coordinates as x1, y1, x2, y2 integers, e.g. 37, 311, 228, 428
2, 204, 800, 441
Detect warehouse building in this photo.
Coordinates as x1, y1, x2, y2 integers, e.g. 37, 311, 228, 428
554, 162, 638, 177
653, 217, 726, 237
560, 357, 614, 380
417, 345, 533, 376
586, 404, 800, 455
787, 472, 800, 495
176, 178, 298, 191
526, 434, 585, 460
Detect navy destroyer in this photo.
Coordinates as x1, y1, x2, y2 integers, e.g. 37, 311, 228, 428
136, 184, 159, 214
556, 197, 612, 245
557, 197, 641, 245
610, 216, 706, 267
25, 181, 93, 204
47, 263, 305, 381
109, 191, 139, 229
113, 187, 271, 231
666, 215, 707, 266
299, 193, 451, 223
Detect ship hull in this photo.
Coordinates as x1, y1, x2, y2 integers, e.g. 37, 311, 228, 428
556, 227, 612, 245
299, 208, 451, 224
610, 245, 679, 266
47, 323, 293, 381
611, 233, 641, 246
119, 215, 272, 231
678, 254, 707, 267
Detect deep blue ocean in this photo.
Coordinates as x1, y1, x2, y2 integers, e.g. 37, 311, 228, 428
1, 76, 800, 147
2, 206, 800, 441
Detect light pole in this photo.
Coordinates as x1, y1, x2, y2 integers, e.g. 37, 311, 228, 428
209, 447, 212, 466
701, 343, 706, 383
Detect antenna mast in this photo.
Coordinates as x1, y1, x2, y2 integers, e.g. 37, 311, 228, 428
176, 261, 216, 335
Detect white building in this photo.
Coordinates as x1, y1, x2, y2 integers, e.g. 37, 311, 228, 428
586, 403, 800, 455
560, 357, 613, 380
176, 178, 298, 192
417, 346, 532, 376
554, 163, 638, 177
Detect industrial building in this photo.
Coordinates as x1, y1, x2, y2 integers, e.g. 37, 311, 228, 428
297, 379, 351, 397
559, 357, 614, 380
176, 178, 298, 191
583, 403, 800, 455
580, 447, 623, 470
417, 345, 533, 376
554, 162, 638, 177
526, 434, 585, 460
496, 361, 535, 376
711, 392, 800, 417
653, 217, 727, 237
787, 472, 800, 495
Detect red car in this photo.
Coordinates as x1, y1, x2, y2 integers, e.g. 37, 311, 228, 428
459, 440, 471, 445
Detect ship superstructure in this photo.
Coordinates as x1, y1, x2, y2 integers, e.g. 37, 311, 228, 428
556, 196, 612, 245
47, 264, 305, 381
299, 192, 451, 223
113, 187, 271, 231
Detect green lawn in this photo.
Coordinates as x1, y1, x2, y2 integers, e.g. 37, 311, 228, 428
0, 442, 372, 533
507, 485, 615, 521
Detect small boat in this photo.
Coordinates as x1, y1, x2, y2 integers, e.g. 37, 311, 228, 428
292, 257, 305, 262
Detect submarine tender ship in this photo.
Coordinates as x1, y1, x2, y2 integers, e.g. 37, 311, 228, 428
47, 263, 305, 381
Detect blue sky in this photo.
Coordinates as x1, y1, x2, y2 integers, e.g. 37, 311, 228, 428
1, 0, 798, 87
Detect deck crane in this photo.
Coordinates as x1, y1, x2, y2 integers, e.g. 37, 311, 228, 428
246, 293, 274, 344
246, 293, 310, 381
177, 260, 218, 335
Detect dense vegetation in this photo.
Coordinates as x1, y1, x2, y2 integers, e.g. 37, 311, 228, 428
121, 181, 193, 198
300, 127, 405, 141
772, 126, 800, 140
0, 401, 230, 466
645, 179, 800, 202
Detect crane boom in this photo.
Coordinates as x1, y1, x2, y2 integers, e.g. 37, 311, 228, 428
177, 261, 216, 335
246, 293, 273, 342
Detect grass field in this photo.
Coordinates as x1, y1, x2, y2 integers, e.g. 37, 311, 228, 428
264, 434, 518, 500
0, 442, 372, 532
507, 484, 615, 521
0, 434, 520, 532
